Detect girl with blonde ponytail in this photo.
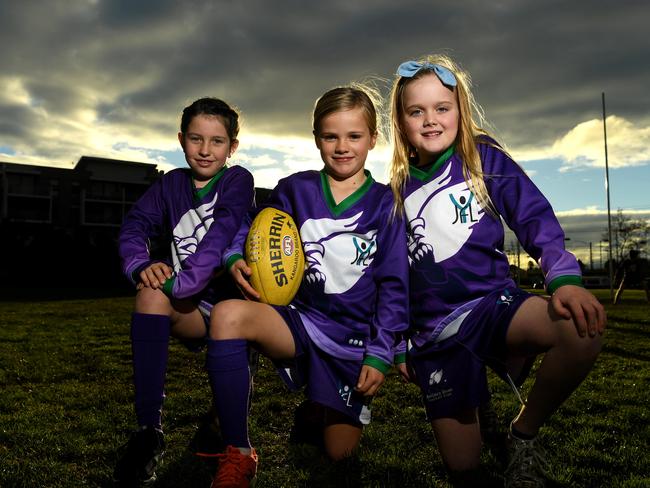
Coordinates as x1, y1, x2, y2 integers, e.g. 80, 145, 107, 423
389, 54, 605, 487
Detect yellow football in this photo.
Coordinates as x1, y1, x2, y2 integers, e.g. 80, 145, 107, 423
245, 207, 305, 305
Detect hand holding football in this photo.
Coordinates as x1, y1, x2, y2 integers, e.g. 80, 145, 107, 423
245, 207, 304, 305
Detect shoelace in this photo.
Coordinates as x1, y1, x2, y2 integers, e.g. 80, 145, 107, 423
213, 449, 255, 486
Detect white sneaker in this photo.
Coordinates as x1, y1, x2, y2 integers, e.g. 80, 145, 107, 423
505, 433, 549, 488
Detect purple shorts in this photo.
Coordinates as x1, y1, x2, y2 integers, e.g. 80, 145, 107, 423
178, 273, 242, 352
408, 287, 534, 420
272, 306, 369, 426
196, 271, 242, 321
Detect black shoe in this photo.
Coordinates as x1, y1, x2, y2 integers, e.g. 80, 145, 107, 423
113, 426, 165, 486
189, 408, 224, 457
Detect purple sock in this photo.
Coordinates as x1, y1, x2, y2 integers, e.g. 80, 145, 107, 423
206, 339, 252, 448
130, 312, 171, 428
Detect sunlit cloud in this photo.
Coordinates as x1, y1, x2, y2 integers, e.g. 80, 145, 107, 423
552, 116, 650, 171
237, 153, 277, 168
510, 116, 650, 173
250, 167, 296, 190
497, 117, 646, 172
4, 77, 31, 105
555, 206, 605, 217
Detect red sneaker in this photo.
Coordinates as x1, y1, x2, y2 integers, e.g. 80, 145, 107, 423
211, 445, 258, 488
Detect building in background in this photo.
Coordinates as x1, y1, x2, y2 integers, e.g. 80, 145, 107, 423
0, 157, 163, 296
1, 157, 162, 227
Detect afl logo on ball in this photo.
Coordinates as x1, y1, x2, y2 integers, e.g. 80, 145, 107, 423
282, 236, 294, 256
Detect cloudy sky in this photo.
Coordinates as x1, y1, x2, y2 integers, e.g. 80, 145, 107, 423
2, 0, 649, 264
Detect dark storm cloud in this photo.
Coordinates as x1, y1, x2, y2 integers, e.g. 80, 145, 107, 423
456, 0, 650, 144
21, 80, 88, 116
0, 0, 648, 163
95, 0, 179, 26
0, 103, 36, 139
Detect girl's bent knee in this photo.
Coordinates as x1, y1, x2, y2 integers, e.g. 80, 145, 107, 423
134, 287, 171, 315
582, 332, 603, 360
563, 328, 603, 362
323, 423, 362, 461
209, 299, 247, 340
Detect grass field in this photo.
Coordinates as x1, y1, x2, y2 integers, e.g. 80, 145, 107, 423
0, 290, 648, 487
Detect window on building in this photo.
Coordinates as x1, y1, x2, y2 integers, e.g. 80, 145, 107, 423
7, 195, 51, 223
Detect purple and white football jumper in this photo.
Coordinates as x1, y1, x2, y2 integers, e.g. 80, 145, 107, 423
404, 140, 582, 349
227, 169, 410, 371
403, 140, 584, 418
119, 165, 254, 304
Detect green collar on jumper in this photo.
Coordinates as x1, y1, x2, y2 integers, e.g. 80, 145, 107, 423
409, 145, 455, 181
193, 165, 228, 199
320, 169, 374, 217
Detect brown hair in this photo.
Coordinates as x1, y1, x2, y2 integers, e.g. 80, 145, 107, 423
181, 97, 240, 141
313, 85, 379, 136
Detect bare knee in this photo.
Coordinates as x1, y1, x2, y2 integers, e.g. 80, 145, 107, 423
135, 287, 172, 315
565, 326, 603, 364
323, 425, 361, 461
209, 299, 248, 340
431, 411, 481, 472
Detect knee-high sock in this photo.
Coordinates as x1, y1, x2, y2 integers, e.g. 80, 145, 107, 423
130, 312, 171, 428
206, 338, 252, 448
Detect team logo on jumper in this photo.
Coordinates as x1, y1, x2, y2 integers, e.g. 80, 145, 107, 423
404, 162, 483, 264
172, 191, 219, 270
450, 192, 479, 224
301, 212, 377, 294
351, 235, 376, 266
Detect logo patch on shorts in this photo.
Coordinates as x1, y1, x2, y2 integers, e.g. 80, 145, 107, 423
426, 368, 453, 402
429, 369, 444, 385
338, 384, 353, 407
497, 289, 514, 306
